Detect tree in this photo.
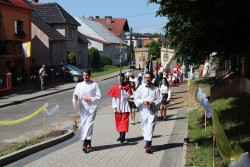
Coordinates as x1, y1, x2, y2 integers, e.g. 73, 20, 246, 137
67, 52, 76, 66
88, 47, 100, 69
148, 0, 250, 66
100, 54, 113, 67
145, 39, 161, 59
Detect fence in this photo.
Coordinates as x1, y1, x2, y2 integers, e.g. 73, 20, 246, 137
0, 68, 67, 97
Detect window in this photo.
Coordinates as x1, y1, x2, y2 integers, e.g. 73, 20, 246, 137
69, 28, 74, 40
14, 20, 24, 36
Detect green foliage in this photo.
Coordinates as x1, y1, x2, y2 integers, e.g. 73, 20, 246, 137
100, 54, 113, 67
67, 52, 76, 66
148, 0, 250, 64
0, 138, 43, 157
145, 39, 161, 59
88, 47, 100, 69
187, 92, 250, 166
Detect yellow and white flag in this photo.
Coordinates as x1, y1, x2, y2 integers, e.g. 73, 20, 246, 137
22, 41, 31, 58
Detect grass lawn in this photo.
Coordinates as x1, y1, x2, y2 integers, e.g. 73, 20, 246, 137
186, 78, 250, 167
92, 65, 129, 78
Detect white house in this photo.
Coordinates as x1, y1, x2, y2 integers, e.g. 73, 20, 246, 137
75, 17, 127, 66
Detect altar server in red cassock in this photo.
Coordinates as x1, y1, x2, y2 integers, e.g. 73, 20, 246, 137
108, 73, 131, 143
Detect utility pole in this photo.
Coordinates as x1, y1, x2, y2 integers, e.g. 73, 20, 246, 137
117, 43, 126, 74
129, 27, 133, 63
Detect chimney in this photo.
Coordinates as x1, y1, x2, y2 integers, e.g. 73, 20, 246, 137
89, 16, 93, 20
105, 16, 112, 24
95, 16, 99, 19
32, 0, 39, 2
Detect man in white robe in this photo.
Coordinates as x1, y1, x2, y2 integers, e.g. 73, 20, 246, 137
72, 69, 102, 153
134, 72, 162, 153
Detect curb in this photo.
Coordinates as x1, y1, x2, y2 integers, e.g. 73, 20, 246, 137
181, 106, 199, 167
0, 129, 75, 166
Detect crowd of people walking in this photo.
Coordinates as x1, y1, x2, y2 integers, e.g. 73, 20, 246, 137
71, 59, 209, 154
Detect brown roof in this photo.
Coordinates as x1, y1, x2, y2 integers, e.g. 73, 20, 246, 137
142, 38, 160, 47
89, 16, 129, 37
143, 39, 151, 47
0, 0, 33, 10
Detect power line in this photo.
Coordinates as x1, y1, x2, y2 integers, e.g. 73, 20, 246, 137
123, 12, 156, 18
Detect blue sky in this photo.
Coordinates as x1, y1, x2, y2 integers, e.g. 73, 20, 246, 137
39, 0, 168, 34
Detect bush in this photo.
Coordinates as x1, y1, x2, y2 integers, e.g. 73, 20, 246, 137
100, 55, 112, 67
88, 47, 100, 69
67, 52, 76, 66
67, 53, 75, 65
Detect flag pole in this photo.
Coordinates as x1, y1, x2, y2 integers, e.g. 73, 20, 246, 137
57, 108, 60, 130
44, 110, 47, 140
117, 43, 126, 112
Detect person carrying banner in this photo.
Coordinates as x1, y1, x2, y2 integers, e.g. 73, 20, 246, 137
72, 69, 102, 153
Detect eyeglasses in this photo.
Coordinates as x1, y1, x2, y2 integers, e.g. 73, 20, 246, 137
144, 77, 151, 79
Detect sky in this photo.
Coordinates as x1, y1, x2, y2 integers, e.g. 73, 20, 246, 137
39, 0, 168, 34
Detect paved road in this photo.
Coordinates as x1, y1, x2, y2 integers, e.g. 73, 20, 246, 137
1, 69, 196, 167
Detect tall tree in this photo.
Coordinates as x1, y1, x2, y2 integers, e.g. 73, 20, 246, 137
88, 47, 100, 70
145, 39, 161, 59
148, 0, 250, 65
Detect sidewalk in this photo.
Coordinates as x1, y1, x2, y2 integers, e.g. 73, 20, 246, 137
0, 69, 132, 109
1, 71, 196, 167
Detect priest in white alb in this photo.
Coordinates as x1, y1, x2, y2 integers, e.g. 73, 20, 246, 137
134, 72, 162, 153
72, 69, 102, 153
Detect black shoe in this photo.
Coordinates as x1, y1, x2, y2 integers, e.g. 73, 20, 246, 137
117, 136, 121, 141
82, 146, 88, 153
145, 146, 153, 154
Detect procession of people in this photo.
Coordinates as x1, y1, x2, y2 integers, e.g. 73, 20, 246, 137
72, 58, 210, 154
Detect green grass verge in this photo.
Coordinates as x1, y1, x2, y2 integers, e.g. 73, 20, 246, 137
0, 138, 43, 157
186, 79, 250, 167
91, 65, 129, 78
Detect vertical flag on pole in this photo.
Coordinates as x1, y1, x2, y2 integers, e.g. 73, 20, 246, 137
22, 41, 31, 58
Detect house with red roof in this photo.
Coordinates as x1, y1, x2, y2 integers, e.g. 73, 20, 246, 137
88, 16, 129, 40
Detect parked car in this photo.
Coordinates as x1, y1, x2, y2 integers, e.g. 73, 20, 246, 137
46, 64, 83, 82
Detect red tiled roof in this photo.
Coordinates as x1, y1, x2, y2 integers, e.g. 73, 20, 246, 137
142, 38, 160, 47
143, 39, 151, 47
90, 17, 129, 37
0, 0, 33, 10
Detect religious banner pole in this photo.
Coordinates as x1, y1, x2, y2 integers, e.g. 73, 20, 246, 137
117, 43, 126, 113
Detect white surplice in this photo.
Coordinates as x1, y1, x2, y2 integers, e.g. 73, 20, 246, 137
72, 81, 102, 141
134, 84, 162, 141
112, 89, 131, 113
